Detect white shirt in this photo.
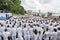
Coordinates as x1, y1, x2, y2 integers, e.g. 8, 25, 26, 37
11, 28, 16, 36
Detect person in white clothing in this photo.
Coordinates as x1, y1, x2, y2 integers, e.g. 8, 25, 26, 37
2, 29, 10, 40
51, 29, 57, 40
18, 35, 23, 40
32, 29, 38, 40
37, 31, 42, 40
11, 26, 16, 40
43, 26, 50, 40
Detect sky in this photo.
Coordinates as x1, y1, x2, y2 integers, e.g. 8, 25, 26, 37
21, 0, 60, 13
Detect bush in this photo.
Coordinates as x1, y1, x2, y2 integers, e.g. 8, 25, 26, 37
59, 15, 60, 18
41, 14, 45, 18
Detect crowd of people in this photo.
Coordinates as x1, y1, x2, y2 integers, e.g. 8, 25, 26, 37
0, 16, 60, 40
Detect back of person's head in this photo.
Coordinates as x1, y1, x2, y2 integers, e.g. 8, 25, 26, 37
34, 24, 36, 26
29, 24, 30, 26
10, 22, 11, 24
34, 29, 37, 35
54, 25, 57, 27
46, 22, 49, 24
12, 25, 15, 28
24, 24, 26, 28
1, 24, 3, 27
7, 25, 9, 28
30, 25, 33, 28
39, 31, 41, 35
9, 19, 11, 21
6, 21, 8, 24
41, 22, 42, 24
37, 24, 40, 27
5, 29, 7, 32
54, 29, 57, 32
50, 23, 52, 26
58, 27, 60, 30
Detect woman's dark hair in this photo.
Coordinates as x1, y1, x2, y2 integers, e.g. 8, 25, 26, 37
54, 29, 57, 32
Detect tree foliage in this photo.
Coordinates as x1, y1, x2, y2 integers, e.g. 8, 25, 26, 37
0, 0, 26, 15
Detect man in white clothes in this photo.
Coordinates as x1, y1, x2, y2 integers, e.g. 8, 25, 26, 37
2, 29, 10, 40
23, 25, 30, 40
11, 26, 16, 40
18, 35, 23, 40
43, 26, 51, 40
24, 29, 30, 40
32, 29, 38, 40
37, 27, 43, 40
17, 26, 23, 40
50, 29, 57, 40
57, 27, 60, 40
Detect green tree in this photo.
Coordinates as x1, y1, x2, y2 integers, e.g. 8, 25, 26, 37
0, 0, 26, 15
